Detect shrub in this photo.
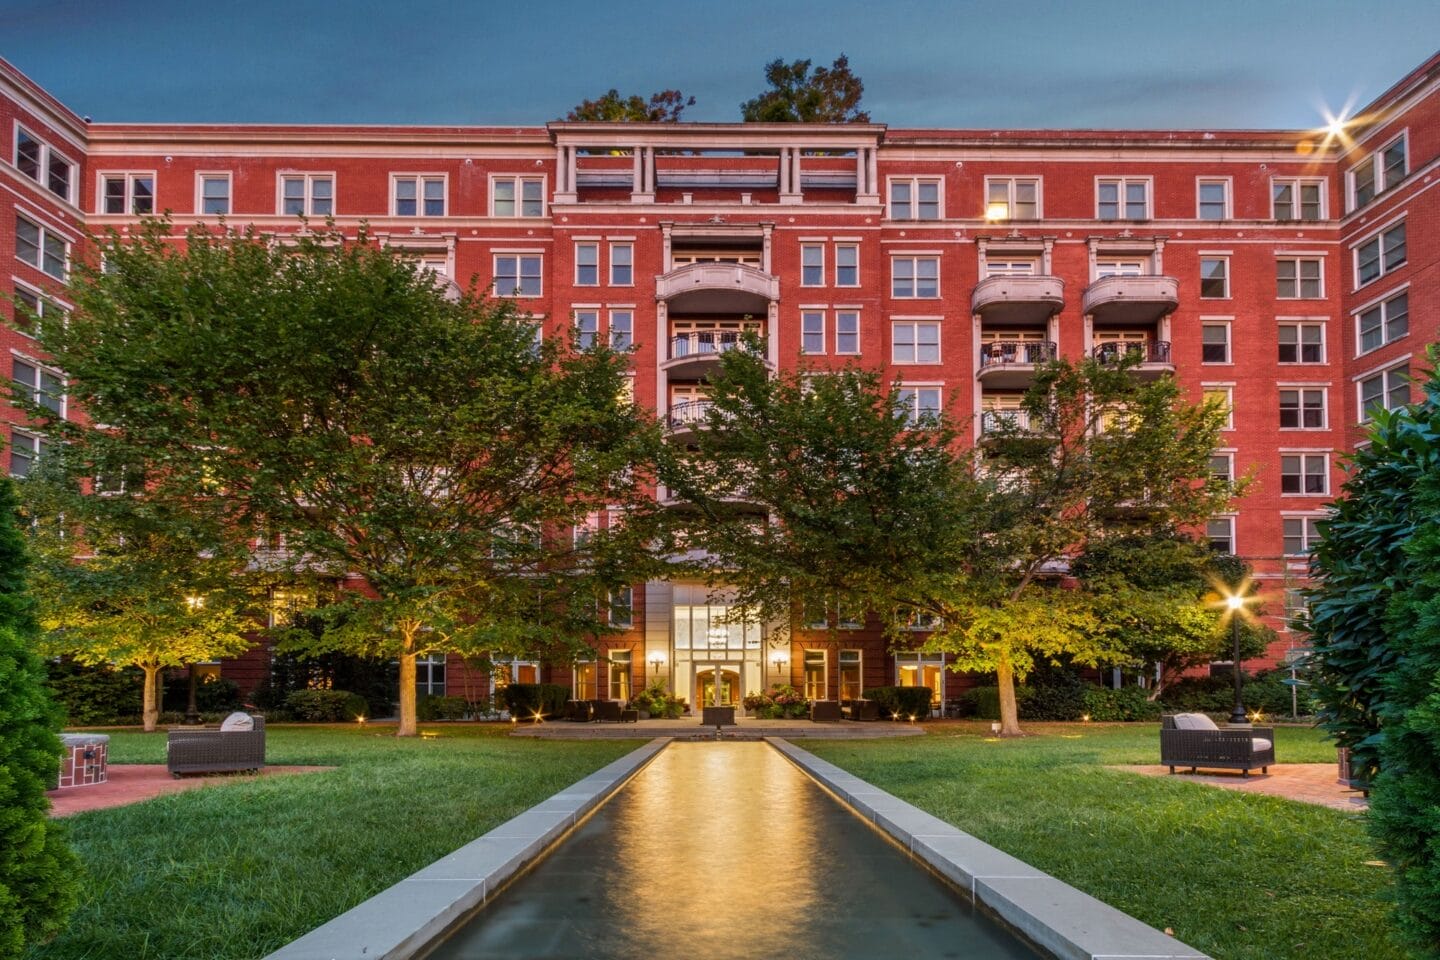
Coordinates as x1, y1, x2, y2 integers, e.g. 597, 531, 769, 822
1160, 670, 1317, 720
1022, 667, 1090, 721
962, 684, 1034, 721
255, 644, 398, 721
741, 684, 807, 719
630, 679, 684, 719
416, 695, 470, 721
44, 659, 143, 725
283, 689, 370, 722
500, 683, 570, 721
863, 685, 934, 720
1081, 686, 1163, 722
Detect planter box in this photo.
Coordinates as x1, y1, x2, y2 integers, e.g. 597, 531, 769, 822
702, 706, 736, 726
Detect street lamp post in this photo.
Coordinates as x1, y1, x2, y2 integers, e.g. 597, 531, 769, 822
1226, 594, 1247, 726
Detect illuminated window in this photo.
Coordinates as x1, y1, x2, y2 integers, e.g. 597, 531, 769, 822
986, 177, 1039, 219
608, 650, 632, 701
839, 650, 862, 700
803, 649, 827, 700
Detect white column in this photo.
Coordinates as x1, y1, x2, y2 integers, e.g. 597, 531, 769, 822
631, 148, 643, 197
867, 148, 879, 200
555, 145, 566, 193
644, 147, 656, 195
566, 147, 577, 197
777, 148, 789, 196
855, 148, 866, 196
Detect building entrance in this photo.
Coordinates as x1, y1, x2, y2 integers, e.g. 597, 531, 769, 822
694, 664, 743, 710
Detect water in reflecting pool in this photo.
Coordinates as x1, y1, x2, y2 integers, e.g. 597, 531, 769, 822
428, 742, 1038, 959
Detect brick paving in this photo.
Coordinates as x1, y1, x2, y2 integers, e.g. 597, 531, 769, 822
46, 763, 333, 817
1118, 763, 1368, 811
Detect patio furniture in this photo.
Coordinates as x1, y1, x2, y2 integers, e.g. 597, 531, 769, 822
809, 700, 843, 722
56, 733, 109, 788
591, 699, 623, 722
843, 699, 879, 721
1160, 713, 1274, 776
702, 705, 736, 726
565, 699, 594, 722
167, 714, 266, 777
620, 708, 639, 723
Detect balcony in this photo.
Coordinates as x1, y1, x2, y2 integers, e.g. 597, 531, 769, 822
655, 262, 779, 313
1081, 275, 1179, 324
660, 331, 768, 379
970, 275, 1065, 324
666, 398, 717, 443
977, 340, 1057, 388
979, 409, 1037, 435
1091, 340, 1174, 378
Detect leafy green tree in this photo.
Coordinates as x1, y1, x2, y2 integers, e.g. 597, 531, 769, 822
32, 221, 665, 736
740, 54, 869, 122
566, 89, 694, 122
0, 477, 78, 954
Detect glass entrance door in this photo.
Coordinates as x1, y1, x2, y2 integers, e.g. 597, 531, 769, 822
695, 664, 742, 711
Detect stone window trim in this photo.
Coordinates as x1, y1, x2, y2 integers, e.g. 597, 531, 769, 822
1351, 216, 1406, 289
194, 171, 232, 217
390, 173, 447, 218
12, 125, 76, 205
1195, 177, 1231, 220
1094, 175, 1152, 221
489, 174, 548, 219
98, 171, 157, 216
276, 172, 334, 217
1351, 284, 1409, 357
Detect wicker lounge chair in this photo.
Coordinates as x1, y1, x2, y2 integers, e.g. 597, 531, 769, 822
167, 715, 266, 777
1160, 713, 1274, 776
591, 699, 623, 722
809, 700, 843, 722
843, 699, 879, 721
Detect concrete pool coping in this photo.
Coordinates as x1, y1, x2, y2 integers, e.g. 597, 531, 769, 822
769, 738, 1211, 960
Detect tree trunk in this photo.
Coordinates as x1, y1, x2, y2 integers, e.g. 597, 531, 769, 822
396, 651, 417, 737
996, 656, 1024, 737
141, 664, 162, 732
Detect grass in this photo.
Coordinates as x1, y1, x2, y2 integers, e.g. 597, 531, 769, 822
806, 722, 1412, 960
29, 724, 642, 960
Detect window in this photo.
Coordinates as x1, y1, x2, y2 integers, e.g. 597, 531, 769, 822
1278, 323, 1325, 364
1276, 258, 1322, 299
101, 173, 154, 215
835, 244, 858, 286
985, 259, 1037, 277
1279, 388, 1326, 429
986, 177, 1039, 220
10, 284, 48, 336
15, 130, 41, 179
493, 176, 545, 217
198, 174, 230, 215
895, 653, 943, 708
494, 255, 542, 297
1350, 134, 1407, 209
1283, 517, 1321, 556
279, 174, 332, 216
1354, 222, 1406, 286
1200, 258, 1229, 298
416, 655, 446, 696
839, 650, 862, 701
610, 243, 632, 285
1281, 454, 1328, 495
1197, 180, 1228, 220
1201, 324, 1230, 363
575, 242, 599, 285
892, 322, 940, 364
8, 431, 48, 478
608, 650, 632, 701
574, 310, 598, 349
1206, 517, 1234, 553
1094, 260, 1144, 278
393, 175, 444, 216
1097, 178, 1149, 219
12, 357, 64, 415
1359, 364, 1410, 421
15, 216, 67, 279
1272, 179, 1324, 220
897, 386, 941, 426
573, 661, 598, 700
803, 650, 827, 700
1356, 291, 1408, 354
835, 310, 859, 355
1352, 158, 1376, 209
889, 178, 940, 220
1285, 588, 1310, 622
610, 588, 633, 629
1209, 453, 1233, 484
891, 257, 939, 298
801, 244, 824, 286
801, 311, 825, 354
14, 129, 73, 202
609, 310, 633, 350
1203, 387, 1234, 430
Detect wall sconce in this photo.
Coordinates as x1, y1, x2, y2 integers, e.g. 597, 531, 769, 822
650, 653, 665, 674
772, 655, 788, 673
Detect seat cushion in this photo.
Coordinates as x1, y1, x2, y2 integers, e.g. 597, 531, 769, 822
1252, 738, 1273, 753
220, 711, 255, 732
1172, 712, 1219, 731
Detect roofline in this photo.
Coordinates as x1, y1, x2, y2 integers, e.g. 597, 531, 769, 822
0, 55, 89, 143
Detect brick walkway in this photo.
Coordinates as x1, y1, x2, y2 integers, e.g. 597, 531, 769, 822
46, 764, 333, 817
1118, 763, 1368, 811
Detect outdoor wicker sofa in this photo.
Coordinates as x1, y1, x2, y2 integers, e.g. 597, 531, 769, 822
809, 700, 843, 722
590, 699, 623, 722
166, 715, 266, 777
1160, 712, 1274, 776
842, 699, 880, 721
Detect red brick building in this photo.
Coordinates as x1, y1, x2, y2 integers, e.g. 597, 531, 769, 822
4, 52, 1437, 713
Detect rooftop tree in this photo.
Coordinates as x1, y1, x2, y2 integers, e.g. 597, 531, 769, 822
740, 54, 869, 123
566, 89, 694, 122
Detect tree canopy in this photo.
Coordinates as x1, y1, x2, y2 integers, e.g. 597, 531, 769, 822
740, 55, 869, 123
566, 89, 694, 122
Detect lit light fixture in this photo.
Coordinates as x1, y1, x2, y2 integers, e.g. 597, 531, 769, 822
772, 655, 789, 673
1226, 594, 1245, 611
184, 595, 205, 611
985, 201, 1009, 221
357, 715, 366, 725
650, 653, 665, 674
990, 721, 1001, 735
1081, 713, 1091, 723
1220, 585, 1254, 725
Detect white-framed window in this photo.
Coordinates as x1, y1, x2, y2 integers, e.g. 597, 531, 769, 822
609, 310, 633, 350
573, 660, 598, 700
392, 174, 445, 217
13, 127, 74, 203
196, 173, 231, 216
609, 587, 634, 629
835, 244, 859, 286
802, 649, 827, 700
891, 256, 939, 298
11, 356, 65, 416
1277, 258, 1323, 299
985, 259, 1038, 277
839, 649, 862, 700
1279, 387, 1326, 429
1201, 323, 1230, 364
1349, 133, 1407, 210
575, 242, 599, 286
493, 255, 542, 297
985, 177, 1039, 220
1358, 363, 1410, 421
1094, 259, 1144, 278
574, 309, 599, 349
1196, 179, 1229, 220
1354, 221, 1406, 287
416, 654, 446, 696
608, 649, 632, 700
15, 215, 67, 279
835, 310, 859, 355
801, 243, 824, 286
896, 386, 941, 426
1356, 291, 1408, 355
1278, 322, 1325, 364
1282, 516, 1322, 556
894, 652, 943, 708
801, 310, 825, 354
610, 243, 633, 285
1272, 178, 1325, 220
100, 172, 155, 215
891, 321, 940, 364
888, 178, 941, 220
1206, 516, 1235, 553
8, 430, 49, 479
1096, 177, 1149, 220
10, 281, 64, 338
1284, 588, 1310, 623
1202, 385, 1234, 430
1280, 453, 1328, 495
1200, 257, 1229, 299
491, 176, 545, 218
1209, 452, 1234, 484
278, 173, 333, 216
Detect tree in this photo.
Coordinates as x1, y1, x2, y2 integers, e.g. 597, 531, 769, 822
0, 477, 78, 955
740, 55, 869, 123
566, 89, 694, 122
33, 221, 665, 736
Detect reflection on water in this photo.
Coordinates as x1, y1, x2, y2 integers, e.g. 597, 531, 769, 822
429, 742, 1036, 960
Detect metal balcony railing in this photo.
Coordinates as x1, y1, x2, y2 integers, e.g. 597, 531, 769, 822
669, 331, 763, 359
1091, 340, 1172, 364
980, 409, 1034, 434
978, 340, 1057, 368
667, 399, 715, 431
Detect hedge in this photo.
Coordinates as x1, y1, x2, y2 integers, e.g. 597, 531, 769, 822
499, 683, 570, 721
862, 685, 934, 720
282, 689, 370, 722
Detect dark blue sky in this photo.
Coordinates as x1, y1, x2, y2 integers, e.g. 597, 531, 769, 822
3, 0, 1437, 129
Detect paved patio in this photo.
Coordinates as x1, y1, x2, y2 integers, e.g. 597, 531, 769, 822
47, 764, 334, 817
509, 717, 926, 739
1118, 763, 1368, 811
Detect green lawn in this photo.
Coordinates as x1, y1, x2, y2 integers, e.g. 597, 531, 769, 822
807, 722, 1410, 960
29, 724, 641, 960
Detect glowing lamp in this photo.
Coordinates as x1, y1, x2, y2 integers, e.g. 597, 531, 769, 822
985, 201, 1009, 221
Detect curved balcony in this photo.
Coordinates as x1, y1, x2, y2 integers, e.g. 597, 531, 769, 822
666, 398, 718, 443
970, 275, 1065, 324
655, 262, 779, 313
660, 331, 769, 379
1091, 340, 1174, 379
1081, 275, 1179, 324
979, 409, 1037, 435
977, 340, 1057, 388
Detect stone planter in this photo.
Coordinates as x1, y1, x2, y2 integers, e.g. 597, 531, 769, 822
702, 705, 736, 726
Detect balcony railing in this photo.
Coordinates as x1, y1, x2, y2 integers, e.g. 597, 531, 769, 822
1091, 340, 1172, 365
978, 340, 1057, 369
669, 331, 764, 360
667, 399, 715, 431
980, 409, 1035, 434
